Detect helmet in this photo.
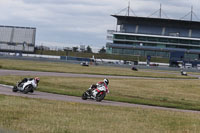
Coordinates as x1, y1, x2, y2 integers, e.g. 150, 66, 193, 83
34, 77, 40, 83
103, 79, 109, 85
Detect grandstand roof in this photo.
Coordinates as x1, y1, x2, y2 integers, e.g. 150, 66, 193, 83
112, 15, 200, 29
0, 25, 36, 29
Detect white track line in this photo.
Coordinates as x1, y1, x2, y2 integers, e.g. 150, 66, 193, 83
0, 84, 13, 88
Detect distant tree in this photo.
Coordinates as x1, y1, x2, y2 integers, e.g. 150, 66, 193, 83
72, 47, 78, 52
99, 46, 106, 54
86, 45, 93, 53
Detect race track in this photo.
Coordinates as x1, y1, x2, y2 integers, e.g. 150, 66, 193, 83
0, 69, 200, 113
0, 69, 199, 79
0, 69, 157, 79
0, 84, 200, 114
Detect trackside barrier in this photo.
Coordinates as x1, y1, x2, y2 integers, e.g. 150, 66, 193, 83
60, 56, 91, 62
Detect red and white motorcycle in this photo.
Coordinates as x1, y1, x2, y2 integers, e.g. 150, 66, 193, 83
82, 84, 109, 102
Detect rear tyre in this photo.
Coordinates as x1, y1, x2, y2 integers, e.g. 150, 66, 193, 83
12, 86, 18, 92
82, 92, 88, 100
96, 91, 106, 102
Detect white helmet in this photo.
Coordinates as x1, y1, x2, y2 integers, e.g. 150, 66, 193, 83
104, 79, 109, 85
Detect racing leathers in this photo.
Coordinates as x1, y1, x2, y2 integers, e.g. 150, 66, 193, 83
18, 78, 38, 91
89, 81, 109, 97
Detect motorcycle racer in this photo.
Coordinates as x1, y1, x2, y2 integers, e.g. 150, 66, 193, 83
13, 77, 40, 93
18, 77, 40, 89
82, 79, 109, 102
89, 79, 109, 97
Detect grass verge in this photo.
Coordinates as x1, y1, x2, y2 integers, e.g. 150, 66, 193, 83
0, 94, 200, 133
1, 76, 200, 111
0, 58, 196, 79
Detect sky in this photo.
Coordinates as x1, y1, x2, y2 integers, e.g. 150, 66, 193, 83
0, 0, 199, 52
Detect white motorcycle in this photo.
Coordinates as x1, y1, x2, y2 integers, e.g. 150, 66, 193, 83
181, 70, 187, 76
82, 84, 109, 102
12, 78, 38, 94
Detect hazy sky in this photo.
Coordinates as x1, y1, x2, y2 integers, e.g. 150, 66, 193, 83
0, 0, 199, 51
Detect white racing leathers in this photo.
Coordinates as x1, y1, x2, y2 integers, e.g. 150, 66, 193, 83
18, 79, 38, 91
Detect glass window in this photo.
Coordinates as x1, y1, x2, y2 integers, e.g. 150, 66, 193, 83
159, 38, 168, 42
133, 50, 144, 56
145, 50, 156, 56
166, 45, 176, 48
185, 54, 198, 60
190, 40, 199, 45
136, 36, 146, 41
180, 39, 189, 44
147, 37, 158, 41
156, 51, 169, 58
126, 36, 136, 40
144, 43, 157, 47
169, 39, 178, 43
124, 49, 133, 55
112, 48, 121, 54
114, 35, 126, 39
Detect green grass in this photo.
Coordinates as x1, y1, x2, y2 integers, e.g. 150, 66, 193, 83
0, 58, 196, 79
0, 94, 200, 133
1, 75, 200, 111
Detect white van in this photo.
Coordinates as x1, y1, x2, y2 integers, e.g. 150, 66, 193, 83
197, 64, 200, 70
185, 63, 192, 69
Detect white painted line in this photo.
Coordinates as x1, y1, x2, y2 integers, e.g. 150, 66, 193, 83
0, 84, 13, 88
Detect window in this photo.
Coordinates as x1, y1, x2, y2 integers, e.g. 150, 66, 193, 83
156, 51, 169, 58
191, 40, 199, 45
114, 35, 126, 39
133, 50, 144, 56
147, 37, 158, 41
126, 36, 136, 40
124, 49, 133, 55
169, 39, 178, 43
136, 36, 146, 41
159, 38, 168, 42
145, 51, 156, 56
180, 39, 189, 44
185, 54, 198, 60
144, 43, 157, 47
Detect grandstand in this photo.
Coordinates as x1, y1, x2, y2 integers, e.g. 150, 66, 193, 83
0, 26, 36, 53
106, 13, 200, 64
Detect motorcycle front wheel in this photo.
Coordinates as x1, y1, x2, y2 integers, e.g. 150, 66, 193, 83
82, 92, 88, 100
96, 91, 106, 102
23, 85, 32, 94
12, 86, 18, 92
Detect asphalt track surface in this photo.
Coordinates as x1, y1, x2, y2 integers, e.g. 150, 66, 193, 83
0, 69, 147, 79
1, 84, 200, 114
0, 69, 199, 79
0, 69, 200, 113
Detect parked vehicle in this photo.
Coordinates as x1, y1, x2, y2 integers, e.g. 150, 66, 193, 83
12, 77, 40, 94
197, 64, 200, 70
81, 61, 89, 66
185, 63, 192, 69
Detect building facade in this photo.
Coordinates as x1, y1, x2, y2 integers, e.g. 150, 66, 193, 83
106, 15, 200, 61
0, 26, 36, 53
